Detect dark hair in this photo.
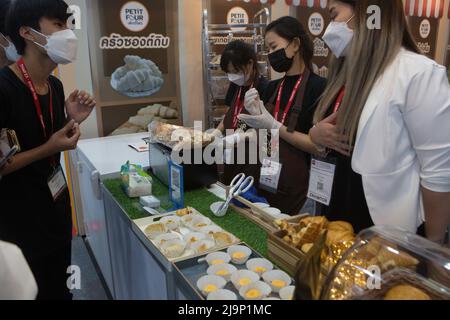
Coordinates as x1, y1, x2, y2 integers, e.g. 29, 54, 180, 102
265, 16, 313, 69
6, 0, 71, 55
220, 40, 259, 80
0, 0, 11, 35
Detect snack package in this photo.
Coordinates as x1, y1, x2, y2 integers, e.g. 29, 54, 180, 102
120, 161, 153, 198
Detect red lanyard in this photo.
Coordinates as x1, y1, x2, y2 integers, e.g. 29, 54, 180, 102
274, 74, 304, 125
333, 87, 346, 113
17, 58, 56, 167
232, 84, 253, 129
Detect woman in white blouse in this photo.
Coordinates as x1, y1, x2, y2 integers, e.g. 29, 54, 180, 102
309, 0, 450, 243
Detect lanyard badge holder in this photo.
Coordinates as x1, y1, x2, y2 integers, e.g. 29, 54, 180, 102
169, 160, 185, 210
307, 87, 345, 206
17, 58, 67, 201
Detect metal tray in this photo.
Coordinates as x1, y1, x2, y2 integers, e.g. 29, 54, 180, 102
173, 244, 294, 300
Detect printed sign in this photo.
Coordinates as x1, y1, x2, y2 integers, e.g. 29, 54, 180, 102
227, 6, 249, 31
308, 12, 325, 36
120, 1, 150, 32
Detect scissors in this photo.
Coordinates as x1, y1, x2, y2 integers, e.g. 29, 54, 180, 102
211, 173, 254, 217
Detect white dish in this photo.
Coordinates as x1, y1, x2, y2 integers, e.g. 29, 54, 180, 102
207, 263, 237, 282
246, 258, 274, 276
183, 232, 207, 248
160, 215, 180, 230
279, 286, 295, 300
207, 289, 238, 301
160, 239, 186, 259
239, 281, 272, 300
262, 270, 292, 293
191, 239, 216, 254
190, 216, 213, 231
227, 245, 252, 265
197, 275, 227, 296
231, 270, 260, 291
154, 233, 181, 247
204, 252, 231, 266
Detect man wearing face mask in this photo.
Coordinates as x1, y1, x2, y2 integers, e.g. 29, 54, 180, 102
0, 0, 96, 300
0, 0, 18, 67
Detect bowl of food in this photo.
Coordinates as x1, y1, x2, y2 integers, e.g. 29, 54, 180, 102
160, 239, 186, 259
183, 232, 207, 248
204, 252, 231, 266
181, 214, 199, 227
197, 275, 227, 297
192, 239, 216, 254
231, 270, 260, 291
160, 215, 181, 231
190, 216, 213, 231
239, 281, 272, 300
199, 225, 223, 237
279, 286, 295, 300
207, 289, 238, 301
212, 231, 236, 247
144, 222, 167, 240
227, 245, 252, 265
262, 270, 292, 293
207, 263, 237, 282
154, 233, 181, 247
246, 258, 274, 276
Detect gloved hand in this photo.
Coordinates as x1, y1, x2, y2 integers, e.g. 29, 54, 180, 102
222, 129, 257, 147
238, 101, 282, 130
244, 88, 262, 116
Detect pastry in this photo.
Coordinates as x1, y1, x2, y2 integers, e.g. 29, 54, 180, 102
384, 285, 431, 300
204, 284, 218, 294
176, 207, 193, 217
216, 269, 230, 276
300, 216, 328, 230
144, 223, 166, 239
238, 278, 252, 286
296, 223, 322, 248
271, 280, 286, 288
213, 232, 234, 247
232, 252, 246, 260
163, 243, 184, 258
211, 259, 225, 265
254, 266, 268, 274
369, 247, 419, 270
327, 221, 354, 234
301, 243, 314, 254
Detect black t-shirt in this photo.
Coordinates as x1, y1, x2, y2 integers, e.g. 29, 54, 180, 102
262, 73, 327, 134
0, 66, 71, 260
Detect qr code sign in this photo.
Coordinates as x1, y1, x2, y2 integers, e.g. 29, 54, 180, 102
317, 181, 324, 192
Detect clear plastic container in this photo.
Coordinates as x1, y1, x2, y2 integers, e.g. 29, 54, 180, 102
321, 226, 450, 300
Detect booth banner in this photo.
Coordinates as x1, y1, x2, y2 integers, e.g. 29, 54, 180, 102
207, 0, 270, 47
87, 0, 182, 136
404, 0, 444, 59
295, 1, 330, 78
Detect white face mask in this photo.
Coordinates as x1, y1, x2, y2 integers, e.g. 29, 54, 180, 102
227, 72, 250, 86
30, 28, 78, 65
0, 40, 20, 62
322, 15, 355, 58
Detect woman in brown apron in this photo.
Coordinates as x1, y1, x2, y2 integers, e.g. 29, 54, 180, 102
239, 17, 327, 215
216, 40, 269, 185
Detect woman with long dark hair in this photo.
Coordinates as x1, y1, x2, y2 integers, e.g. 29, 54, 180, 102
239, 16, 327, 215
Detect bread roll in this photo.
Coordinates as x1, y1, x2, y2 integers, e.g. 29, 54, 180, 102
384, 285, 430, 300
327, 221, 354, 234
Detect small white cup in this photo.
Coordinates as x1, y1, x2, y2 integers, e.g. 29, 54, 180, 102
227, 245, 252, 265
207, 289, 238, 301
231, 270, 260, 291
207, 263, 237, 282
246, 258, 274, 276
262, 270, 292, 293
239, 281, 272, 300
197, 275, 226, 296
279, 286, 295, 300
205, 252, 231, 266
160, 215, 181, 230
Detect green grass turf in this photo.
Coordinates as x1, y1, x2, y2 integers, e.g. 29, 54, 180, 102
103, 176, 268, 257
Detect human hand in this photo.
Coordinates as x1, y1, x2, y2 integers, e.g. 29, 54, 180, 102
66, 89, 96, 124
46, 120, 81, 154
309, 113, 352, 156
244, 88, 262, 116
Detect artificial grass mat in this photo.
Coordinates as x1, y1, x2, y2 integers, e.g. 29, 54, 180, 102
103, 176, 268, 257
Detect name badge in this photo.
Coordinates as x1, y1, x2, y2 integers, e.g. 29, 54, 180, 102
48, 166, 67, 201
259, 159, 282, 193
307, 158, 336, 206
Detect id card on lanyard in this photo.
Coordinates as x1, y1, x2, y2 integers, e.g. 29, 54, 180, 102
17, 58, 67, 202
259, 76, 303, 193
307, 87, 345, 206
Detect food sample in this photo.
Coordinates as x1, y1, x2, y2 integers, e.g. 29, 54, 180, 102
301, 243, 314, 254
111, 55, 164, 96
238, 278, 252, 287
271, 280, 287, 288
368, 246, 419, 271
212, 259, 225, 265
144, 223, 166, 239
232, 252, 246, 260
245, 289, 262, 299
215, 269, 230, 276
162, 243, 185, 259
149, 121, 215, 148
254, 266, 267, 274
176, 207, 193, 217
212, 232, 234, 247
203, 284, 218, 294
384, 285, 431, 300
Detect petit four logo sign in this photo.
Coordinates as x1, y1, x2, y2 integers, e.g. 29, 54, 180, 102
227, 6, 249, 31
120, 1, 150, 32
419, 19, 431, 39
308, 12, 325, 36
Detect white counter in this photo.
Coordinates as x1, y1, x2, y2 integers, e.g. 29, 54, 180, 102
77, 133, 149, 180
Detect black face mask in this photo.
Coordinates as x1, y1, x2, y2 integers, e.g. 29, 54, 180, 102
268, 47, 294, 73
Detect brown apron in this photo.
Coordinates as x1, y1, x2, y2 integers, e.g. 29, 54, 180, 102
220, 85, 259, 185
255, 69, 311, 215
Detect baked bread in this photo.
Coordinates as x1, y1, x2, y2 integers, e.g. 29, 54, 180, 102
369, 247, 419, 270
327, 221, 354, 234
384, 285, 431, 300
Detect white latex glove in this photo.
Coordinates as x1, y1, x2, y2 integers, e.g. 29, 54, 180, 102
0, 241, 38, 300
238, 101, 282, 130
244, 88, 262, 116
